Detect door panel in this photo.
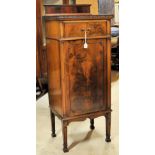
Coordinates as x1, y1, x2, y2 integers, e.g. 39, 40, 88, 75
65, 39, 107, 116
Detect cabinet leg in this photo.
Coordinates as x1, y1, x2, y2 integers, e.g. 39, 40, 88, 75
62, 121, 69, 153
105, 113, 111, 142
90, 119, 95, 130
50, 111, 56, 137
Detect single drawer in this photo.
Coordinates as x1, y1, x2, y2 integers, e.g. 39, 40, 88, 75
63, 21, 107, 38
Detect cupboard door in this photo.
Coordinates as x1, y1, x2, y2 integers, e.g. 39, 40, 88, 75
64, 39, 107, 116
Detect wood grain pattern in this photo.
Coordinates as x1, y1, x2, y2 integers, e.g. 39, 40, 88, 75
36, 0, 43, 79
64, 39, 107, 116
45, 15, 113, 152
63, 21, 107, 37
45, 14, 114, 21
46, 39, 63, 116
44, 4, 91, 14
63, 0, 69, 4
36, 0, 48, 92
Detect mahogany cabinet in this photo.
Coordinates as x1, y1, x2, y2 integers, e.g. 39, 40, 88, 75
45, 14, 113, 152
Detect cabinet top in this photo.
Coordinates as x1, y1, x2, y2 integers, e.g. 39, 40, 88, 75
44, 14, 114, 21
44, 4, 91, 6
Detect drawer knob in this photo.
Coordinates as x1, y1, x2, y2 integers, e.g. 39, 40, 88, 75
81, 28, 85, 32
81, 28, 91, 32
87, 28, 91, 31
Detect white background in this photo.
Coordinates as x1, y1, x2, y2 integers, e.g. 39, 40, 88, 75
0, 0, 155, 154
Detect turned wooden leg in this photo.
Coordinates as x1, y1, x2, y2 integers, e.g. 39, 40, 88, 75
50, 111, 56, 137
105, 113, 111, 142
62, 121, 69, 153
90, 118, 95, 130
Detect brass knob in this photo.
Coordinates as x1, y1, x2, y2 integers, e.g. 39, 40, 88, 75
80, 28, 85, 32
81, 28, 91, 32
87, 28, 91, 31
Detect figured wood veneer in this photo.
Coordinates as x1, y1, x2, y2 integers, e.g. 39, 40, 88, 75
45, 15, 113, 152
44, 4, 91, 14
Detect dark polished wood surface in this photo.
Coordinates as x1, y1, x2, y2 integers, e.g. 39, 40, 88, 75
36, 0, 115, 99
63, 39, 107, 116
45, 14, 113, 20
36, 0, 42, 80
44, 4, 91, 14
36, 0, 48, 77
46, 15, 112, 152
44, 0, 76, 4
36, 0, 48, 99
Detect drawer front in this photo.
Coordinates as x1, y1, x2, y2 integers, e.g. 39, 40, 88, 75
64, 22, 86, 38
63, 21, 107, 38
64, 39, 107, 116
87, 22, 107, 37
